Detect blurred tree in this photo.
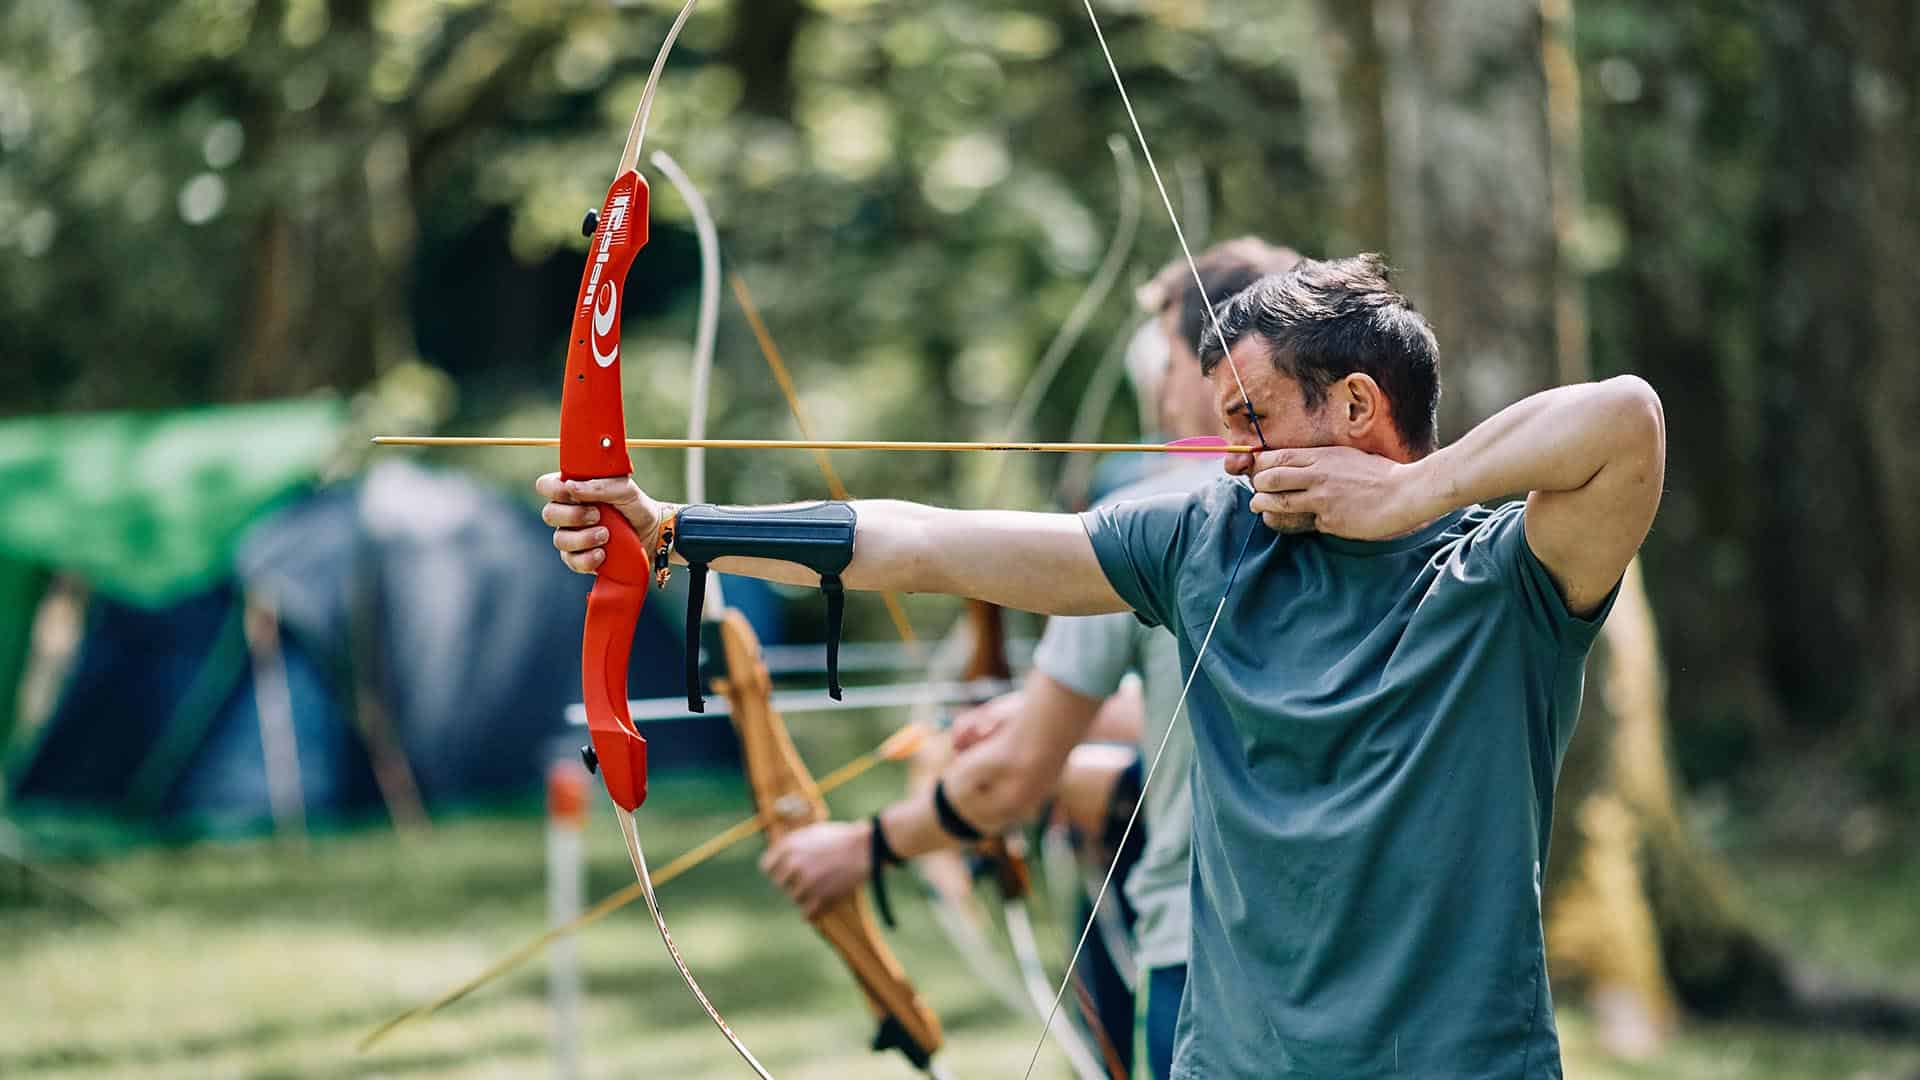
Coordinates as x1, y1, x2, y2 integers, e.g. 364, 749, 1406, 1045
1305, 0, 1920, 1054
1580, 0, 1919, 798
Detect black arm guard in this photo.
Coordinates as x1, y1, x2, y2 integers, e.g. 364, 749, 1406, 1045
673, 502, 857, 711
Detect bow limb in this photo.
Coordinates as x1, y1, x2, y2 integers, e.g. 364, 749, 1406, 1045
713, 609, 947, 1072
997, 135, 1142, 458
652, 147, 727, 619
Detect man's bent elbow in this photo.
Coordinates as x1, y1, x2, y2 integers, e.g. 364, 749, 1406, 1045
1601, 375, 1666, 456
1592, 375, 1667, 501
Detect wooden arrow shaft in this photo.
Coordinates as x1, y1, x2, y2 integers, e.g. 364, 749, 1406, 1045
372, 435, 1254, 454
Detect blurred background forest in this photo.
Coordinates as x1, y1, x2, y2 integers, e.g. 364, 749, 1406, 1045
3, 0, 1918, 1077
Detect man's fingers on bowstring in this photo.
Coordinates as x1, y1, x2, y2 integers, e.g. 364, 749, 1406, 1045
1250, 456, 1320, 497
1248, 489, 1320, 518
1251, 447, 1317, 472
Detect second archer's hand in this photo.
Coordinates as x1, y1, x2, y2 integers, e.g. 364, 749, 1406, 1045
536, 472, 666, 575
949, 692, 1023, 752
760, 821, 871, 920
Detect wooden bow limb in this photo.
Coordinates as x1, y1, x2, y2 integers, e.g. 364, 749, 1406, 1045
715, 609, 947, 1071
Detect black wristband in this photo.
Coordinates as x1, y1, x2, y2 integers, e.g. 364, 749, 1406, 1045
868, 814, 899, 929
870, 813, 905, 868
931, 778, 985, 842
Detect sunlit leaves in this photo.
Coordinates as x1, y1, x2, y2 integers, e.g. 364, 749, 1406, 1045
919, 131, 1009, 212
800, 89, 894, 183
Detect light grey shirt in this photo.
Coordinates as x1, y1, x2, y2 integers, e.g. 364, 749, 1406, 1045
1032, 462, 1217, 972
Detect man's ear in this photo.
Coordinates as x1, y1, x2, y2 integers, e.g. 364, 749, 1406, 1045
1339, 373, 1389, 438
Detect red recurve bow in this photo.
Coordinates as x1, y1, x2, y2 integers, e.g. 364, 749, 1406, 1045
561, 3, 773, 1076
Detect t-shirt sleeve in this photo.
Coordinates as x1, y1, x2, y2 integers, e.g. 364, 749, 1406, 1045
1484, 501, 1620, 652
1031, 611, 1137, 701
1078, 489, 1198, 632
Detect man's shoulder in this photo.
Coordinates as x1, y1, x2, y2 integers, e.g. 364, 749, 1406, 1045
1079, 464, 1238, 632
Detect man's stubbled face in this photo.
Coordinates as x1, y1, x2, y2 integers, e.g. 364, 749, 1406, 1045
1211, 339, 1334, 535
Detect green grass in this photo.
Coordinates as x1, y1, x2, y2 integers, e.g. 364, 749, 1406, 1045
4, 770, 1918, 1078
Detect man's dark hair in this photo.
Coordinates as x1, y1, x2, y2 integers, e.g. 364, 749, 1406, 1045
1137, 236, 1300, 361
1199, 254, 1441, 454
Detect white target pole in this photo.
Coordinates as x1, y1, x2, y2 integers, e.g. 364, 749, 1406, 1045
546, 756, 590, 1079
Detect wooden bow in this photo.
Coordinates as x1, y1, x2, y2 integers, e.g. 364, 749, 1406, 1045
710, 607, 947, 1073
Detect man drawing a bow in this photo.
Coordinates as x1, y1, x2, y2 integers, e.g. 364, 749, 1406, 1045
540, 254, 1666, 1078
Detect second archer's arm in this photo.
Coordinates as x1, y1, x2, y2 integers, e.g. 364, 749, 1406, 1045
538, 475, 1132, 618
889, 669, 1104, 853
757, 668, 1104, 918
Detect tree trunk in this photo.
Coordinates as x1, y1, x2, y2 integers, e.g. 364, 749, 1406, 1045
1304, 0, 1393, 253
1855, 0, 1920, 774
1372, 0, 1557, 438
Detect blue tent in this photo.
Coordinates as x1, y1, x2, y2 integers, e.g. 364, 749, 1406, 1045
8, 461, 781, 835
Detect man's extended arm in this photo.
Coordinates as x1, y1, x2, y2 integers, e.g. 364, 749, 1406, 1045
537, 476, 1131, 617
1244, 375, 1665, 615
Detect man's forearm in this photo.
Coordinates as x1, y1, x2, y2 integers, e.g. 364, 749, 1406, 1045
1407, 375, 1664, 515
674, 499, 1128, 616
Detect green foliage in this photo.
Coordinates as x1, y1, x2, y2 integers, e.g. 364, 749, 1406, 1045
0, 0, 1320, 516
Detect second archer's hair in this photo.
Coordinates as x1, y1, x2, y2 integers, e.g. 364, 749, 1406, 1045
1135, 236, 1303, 363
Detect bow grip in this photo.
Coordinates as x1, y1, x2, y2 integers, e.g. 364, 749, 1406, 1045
580, 509, 653, 811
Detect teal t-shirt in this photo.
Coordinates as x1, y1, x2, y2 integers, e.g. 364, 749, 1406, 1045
1082, 477, 1614, 1079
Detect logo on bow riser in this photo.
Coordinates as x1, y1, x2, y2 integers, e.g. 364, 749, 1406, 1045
584, 194, 631, 369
